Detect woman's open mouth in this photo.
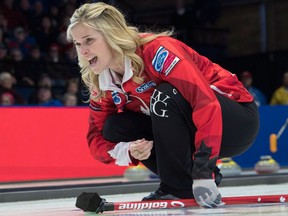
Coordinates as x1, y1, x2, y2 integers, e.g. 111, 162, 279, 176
89, 56, 98, 66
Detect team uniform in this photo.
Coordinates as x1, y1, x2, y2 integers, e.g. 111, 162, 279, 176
87, 36, 259, 198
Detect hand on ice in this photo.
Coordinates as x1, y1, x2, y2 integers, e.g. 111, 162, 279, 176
129, 138, 153, 161
193, 179, 225, 208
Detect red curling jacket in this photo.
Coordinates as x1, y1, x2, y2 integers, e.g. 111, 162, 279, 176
87, 36, 253, 179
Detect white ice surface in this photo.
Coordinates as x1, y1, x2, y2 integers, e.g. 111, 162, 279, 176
0, 183, 288, 216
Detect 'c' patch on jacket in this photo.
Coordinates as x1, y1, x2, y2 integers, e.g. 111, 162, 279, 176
152, 46, 180, 76
112, 91, 122, 105
111, 91, 127, 110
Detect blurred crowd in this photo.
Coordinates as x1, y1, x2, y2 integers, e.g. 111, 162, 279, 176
239, 70, 288, 106
0, 0, 86, 106
0, 0, 288, 106
0, 71, 87, 106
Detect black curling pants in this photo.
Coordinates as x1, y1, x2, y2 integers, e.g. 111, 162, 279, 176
103, 83, 259, 199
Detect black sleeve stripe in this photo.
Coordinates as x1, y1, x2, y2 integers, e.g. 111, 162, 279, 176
89, 103, 102, 111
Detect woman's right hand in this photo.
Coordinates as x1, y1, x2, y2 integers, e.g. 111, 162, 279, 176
129, 138, 153, 161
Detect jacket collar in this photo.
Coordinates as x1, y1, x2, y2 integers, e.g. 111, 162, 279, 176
99, 56, 133, 91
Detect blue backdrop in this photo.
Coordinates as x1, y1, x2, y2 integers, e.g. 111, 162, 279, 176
233, 105, 288, 168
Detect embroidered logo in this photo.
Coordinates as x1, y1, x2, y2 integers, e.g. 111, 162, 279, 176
152, 46, 180, 76
112, 91, 121, 105
136, 81, 156, 93
150, 89, 170, 118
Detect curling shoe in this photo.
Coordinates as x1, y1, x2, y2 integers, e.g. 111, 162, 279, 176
142, 188, 179, 201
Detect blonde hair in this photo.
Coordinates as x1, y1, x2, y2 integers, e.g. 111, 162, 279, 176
66, 2, 172, 101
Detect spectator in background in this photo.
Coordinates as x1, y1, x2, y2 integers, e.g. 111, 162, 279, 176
48, 4, 60, 29
63, 47, 81, 81
10, 47, 24, 62
62, 92, 77, 106
21, 45, 46, 87
7, 47, 24, 71
45, 43, 68, 86
17, 0, 32, 22
64, 46, 77, 63
17, 0, 32, 31
38, 73, 53, 88
45, 43, 62, 63
25, 45, 46, 84
0, 30, 9, 70
33, 85, 62, 106
29, 0, 46, 34
240, 71, 267, 106
0, 26, 9, 45
7, 48, 31, 86
57, 29, 73, 54
65, 78, 79, 95
0, 91, 15, 105
8, 27, 35, 57
63, 78, 82, 105
27, 45, 44, 62
0, 71, 15, 89
0, 13, 8, 33
0, 0, 28, 31
270, 71, 288, 105
0, 43, 9, 61
28, 73, 52, 103
0, 71, 25, 104
65, 77, 89, 105
28, 73, 62, 106
34, 16, 58, 53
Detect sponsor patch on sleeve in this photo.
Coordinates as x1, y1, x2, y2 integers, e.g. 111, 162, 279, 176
152, 46, 180, 76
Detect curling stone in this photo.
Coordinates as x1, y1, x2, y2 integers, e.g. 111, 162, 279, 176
149, 170, 159, 179
216, 157, 242, 177
254, 155, 280, 174
124, 164, 150, 181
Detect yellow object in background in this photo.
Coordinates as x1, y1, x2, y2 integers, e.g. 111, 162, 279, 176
216, 158, 242, 177
124, 164, 150, 181
269, 133, 277, 153
269, 118, 288, 153
254, 155, 280, 174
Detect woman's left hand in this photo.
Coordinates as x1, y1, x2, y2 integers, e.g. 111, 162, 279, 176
193, 179, 224, 208
129, 139, 153, 161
